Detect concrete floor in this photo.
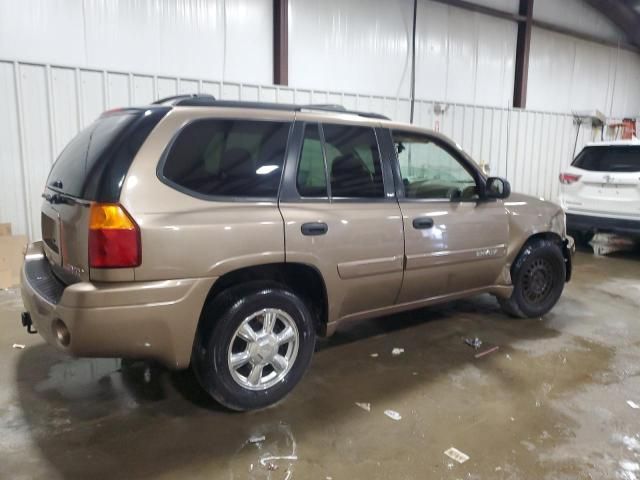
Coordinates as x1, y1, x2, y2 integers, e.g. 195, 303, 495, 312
2, 250, 640, 480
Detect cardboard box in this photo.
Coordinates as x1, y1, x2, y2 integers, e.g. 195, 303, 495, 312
0, 223, 11, 236
0, 235, 27, 288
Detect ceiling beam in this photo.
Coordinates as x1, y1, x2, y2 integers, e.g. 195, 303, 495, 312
430, 0, 640, 53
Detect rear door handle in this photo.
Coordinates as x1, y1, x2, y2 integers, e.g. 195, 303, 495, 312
412, 217, 434, 229
301, 222, 328, 236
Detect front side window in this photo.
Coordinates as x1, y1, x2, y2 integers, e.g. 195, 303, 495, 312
296, 123, 327, 197
162, 119, 290, 198
393, 132, 478, 200
323, 124, 384, 198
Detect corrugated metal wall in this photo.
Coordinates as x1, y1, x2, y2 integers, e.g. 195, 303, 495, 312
289, 0, 640, 114
0, 0, 273, 84
0, 59, 596, 240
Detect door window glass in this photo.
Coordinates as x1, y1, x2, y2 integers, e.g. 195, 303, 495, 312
323, 124, 384, 198
296, 124, 327, 197
393, 132, 478, 200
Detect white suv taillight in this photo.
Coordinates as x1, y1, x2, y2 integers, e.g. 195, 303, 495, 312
559, 173, 581, 185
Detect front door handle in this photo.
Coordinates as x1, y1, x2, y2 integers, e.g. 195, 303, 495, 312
412, 217, 434, 229
301, 222, 328, 236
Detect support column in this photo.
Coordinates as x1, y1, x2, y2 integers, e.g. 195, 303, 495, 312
513, 0, 534, 109
273, 0, 288, 86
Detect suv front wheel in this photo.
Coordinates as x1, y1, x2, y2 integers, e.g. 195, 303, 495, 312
499, 238, 566, 318
192, 283, 316, 411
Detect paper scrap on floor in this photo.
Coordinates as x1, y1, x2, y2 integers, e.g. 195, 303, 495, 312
384, 409, 402, 420
444, 447, 470, 464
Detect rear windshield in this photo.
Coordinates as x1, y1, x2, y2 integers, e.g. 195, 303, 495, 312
161, 119, 290, 199
46, 108, 169, 201
572, 146, 640, 172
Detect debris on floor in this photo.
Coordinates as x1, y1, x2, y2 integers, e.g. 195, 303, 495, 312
391, 347, 404, 356
248, 435, 266, 444
475, 346, 500, 358
259, 455, 298, 467
627, 400, 640, 409
265, 462, 278, 471
444, 447, 470, 464
11, 343, 24, 349
355, 402, 371, 412
590, 233, 636, 256
464, 337, 483, 349
370, 353, 379, 358
384, 409, 402, 421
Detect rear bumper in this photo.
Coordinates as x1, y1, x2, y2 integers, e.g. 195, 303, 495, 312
566, 212, 640, 237
20, 241, 216, 369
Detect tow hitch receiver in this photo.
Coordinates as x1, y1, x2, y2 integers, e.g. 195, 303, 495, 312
21, 312, 37, 334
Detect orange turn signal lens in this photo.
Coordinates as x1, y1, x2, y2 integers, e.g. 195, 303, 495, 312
89, 203, 141, 268
90, 203, 136, 230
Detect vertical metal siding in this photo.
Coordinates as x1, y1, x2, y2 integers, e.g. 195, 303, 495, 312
0, 0, 272, 85
527, 27, 640, 117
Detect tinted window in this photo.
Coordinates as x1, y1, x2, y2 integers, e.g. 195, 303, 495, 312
47, 112, 140, 198
323, 124, 384, 198
572, 146, 640, 172
296, 124, 327, 197
162, 120, 290, 198
393, 132, 478, 200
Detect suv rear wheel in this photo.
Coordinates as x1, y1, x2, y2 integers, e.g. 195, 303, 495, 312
192, 283, 315, 411
499, 238, 566, 318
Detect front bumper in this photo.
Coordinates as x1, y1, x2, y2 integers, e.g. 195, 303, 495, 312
567, 212, 640, 237
20, 241, 216, 369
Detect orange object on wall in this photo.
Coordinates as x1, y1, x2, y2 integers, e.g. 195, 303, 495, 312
622, 118, 636, 139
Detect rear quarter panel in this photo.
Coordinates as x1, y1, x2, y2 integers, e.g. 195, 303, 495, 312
120, 107, 295, 282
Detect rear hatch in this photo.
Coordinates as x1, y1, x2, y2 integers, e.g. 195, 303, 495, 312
41, 107, 169, 283
561, 145, 640, 219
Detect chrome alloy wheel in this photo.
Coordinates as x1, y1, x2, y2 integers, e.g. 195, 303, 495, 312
227, 308, 299, 391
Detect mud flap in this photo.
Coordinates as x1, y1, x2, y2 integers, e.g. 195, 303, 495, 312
562, 237, 574, 282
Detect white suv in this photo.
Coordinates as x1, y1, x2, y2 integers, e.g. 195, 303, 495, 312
559, 140, 640, 240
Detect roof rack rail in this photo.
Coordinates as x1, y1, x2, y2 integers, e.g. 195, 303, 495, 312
152, 93, 216, 105
161, 95, 390, 120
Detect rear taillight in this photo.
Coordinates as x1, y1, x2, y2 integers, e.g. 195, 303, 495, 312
559, 173, 581, 185
89, 203, 140, 268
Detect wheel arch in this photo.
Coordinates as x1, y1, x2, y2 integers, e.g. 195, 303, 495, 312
197, 262, 329, 336
513, 231, 571, 282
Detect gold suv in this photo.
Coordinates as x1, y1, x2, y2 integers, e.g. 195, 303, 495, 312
21, 95, 574, 410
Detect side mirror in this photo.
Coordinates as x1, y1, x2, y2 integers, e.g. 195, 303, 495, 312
485, 177, 511, 199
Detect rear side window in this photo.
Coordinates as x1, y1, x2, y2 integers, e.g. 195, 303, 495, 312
322, 124, 384, 198
573, 146, 640, 172
162, 120, 290, 198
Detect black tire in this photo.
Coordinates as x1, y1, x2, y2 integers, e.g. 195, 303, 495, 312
192, 282, 316, 411
499, 238, 566, 318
